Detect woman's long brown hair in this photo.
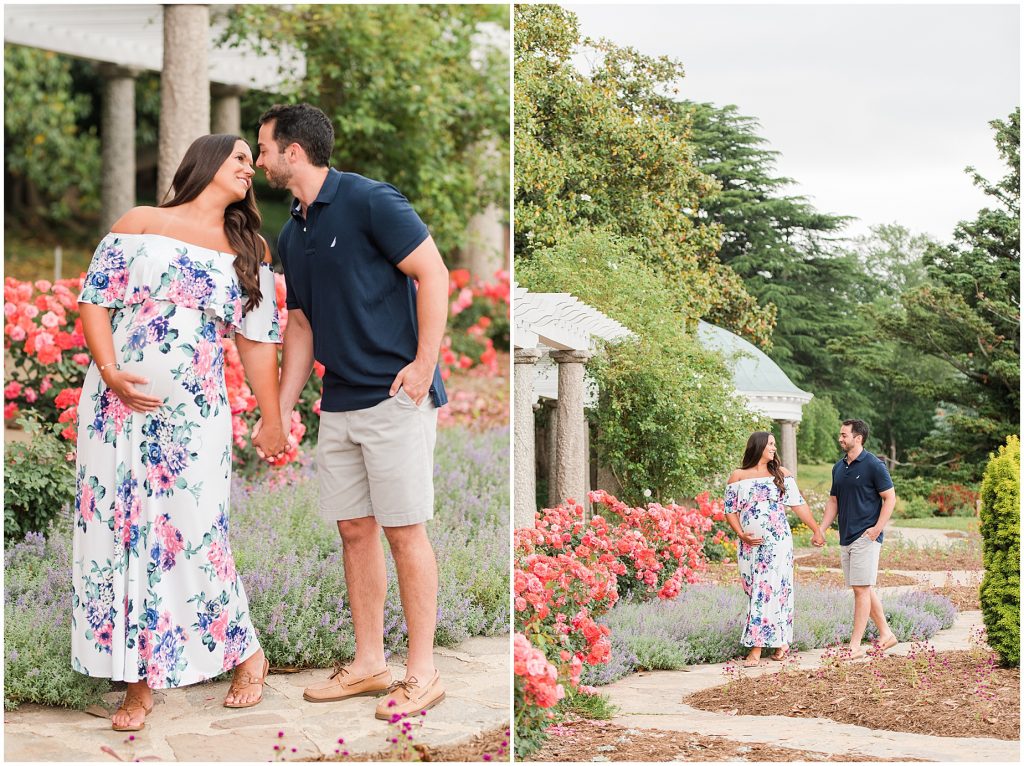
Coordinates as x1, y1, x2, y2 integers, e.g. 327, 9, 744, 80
160, 134, 263, 311
740, 431, 786, 496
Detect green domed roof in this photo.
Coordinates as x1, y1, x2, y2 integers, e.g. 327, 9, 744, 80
697, 321, 810, 397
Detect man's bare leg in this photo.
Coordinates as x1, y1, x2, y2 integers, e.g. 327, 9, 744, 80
338, 517, 388, 675
869, 587, 898, 648
383, 522, 438, 681
849, 585, 872, 657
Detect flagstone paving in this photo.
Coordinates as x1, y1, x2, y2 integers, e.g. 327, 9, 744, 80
600, 611, 1018, 762
886, 524, 976, 548
3, 635, 509, 762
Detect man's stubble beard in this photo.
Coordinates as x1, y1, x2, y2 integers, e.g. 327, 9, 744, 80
264, 162, 293, 191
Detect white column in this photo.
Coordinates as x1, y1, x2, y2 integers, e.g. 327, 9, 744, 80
98, 65, 139, 232
514, 348, 541, 529
158, 4, 211, 202
212, 83, 246, 136
551, 349, 593, 508
779, 420, 799, 477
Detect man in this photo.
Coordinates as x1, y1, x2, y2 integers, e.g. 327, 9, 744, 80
253, 103, 449, 718
819, 419, 899, 659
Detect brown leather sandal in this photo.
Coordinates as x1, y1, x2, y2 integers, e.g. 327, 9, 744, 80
111, 697, 154, 732
224, 655, 270, 709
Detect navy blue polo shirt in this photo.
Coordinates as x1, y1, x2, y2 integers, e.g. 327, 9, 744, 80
830, 450, 895, 545
277, 169, 448, 412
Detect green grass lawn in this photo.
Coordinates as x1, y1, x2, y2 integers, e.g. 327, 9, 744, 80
889, 516, 979, 532
796, 462, 832, 495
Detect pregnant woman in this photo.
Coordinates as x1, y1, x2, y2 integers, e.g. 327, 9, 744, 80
72, 134, 288, 731
725, 431, 824, 666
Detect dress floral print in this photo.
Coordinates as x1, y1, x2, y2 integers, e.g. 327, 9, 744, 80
72, 233, 279, 689
725, 476, 805, 648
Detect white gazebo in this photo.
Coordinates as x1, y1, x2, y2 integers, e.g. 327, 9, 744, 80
697, 320, 813, 474
4, 4, 304, 229
513, 284, 632, 527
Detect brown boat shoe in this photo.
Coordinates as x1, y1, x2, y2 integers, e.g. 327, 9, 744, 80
303, 664, 392, 703
374, 670, 445, 720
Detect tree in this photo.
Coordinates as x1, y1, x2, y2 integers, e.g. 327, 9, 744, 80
675, 101, 864, 390
224, 4, 509, 258
859, 110, 1020, 477
4, 45, 101, 229
514, 5, 772, 344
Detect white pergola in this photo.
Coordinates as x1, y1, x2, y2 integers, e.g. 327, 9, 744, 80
4, 4, 303, 229
513, 284, 632, 526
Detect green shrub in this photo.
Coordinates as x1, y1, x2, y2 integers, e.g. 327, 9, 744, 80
894, 495, 935, 520
4, 417, 75, 546
979, 435, 1020, 667
558, 685, 618, 720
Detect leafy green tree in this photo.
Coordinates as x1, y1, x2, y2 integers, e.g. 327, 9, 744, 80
827, 224, 951, 464
4, 45, 101, 228
514, 4, 772, 344
224, 4, 509, 258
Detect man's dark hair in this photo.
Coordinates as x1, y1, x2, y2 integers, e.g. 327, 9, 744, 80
842, 419, 870, 446
258, 103, 334, 167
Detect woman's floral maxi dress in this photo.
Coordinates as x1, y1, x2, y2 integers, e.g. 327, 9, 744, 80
725, 476, 805, 648
72, 233, 280, 689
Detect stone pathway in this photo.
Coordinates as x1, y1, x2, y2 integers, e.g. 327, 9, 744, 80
601, 612, 1018, 762
886, 524, 974, 548
3, 636, 509, 762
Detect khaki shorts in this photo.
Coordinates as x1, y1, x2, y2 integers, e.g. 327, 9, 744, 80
840, 534, 882, 586
316, 388, 438, 527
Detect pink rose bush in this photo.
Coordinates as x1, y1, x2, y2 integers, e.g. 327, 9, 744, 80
6, 267, 506, 467
514, 490, 718, 746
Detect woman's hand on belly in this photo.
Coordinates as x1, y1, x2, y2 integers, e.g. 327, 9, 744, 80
102, 368, 164, 412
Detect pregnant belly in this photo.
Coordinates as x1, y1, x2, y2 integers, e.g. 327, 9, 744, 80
112, 300, 227, 409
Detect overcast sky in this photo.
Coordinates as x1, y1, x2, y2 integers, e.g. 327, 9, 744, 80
567, 4, 1020, 243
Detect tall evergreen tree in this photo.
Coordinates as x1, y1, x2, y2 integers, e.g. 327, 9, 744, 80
870, 109, 1020, 477
676, 101, 869, 398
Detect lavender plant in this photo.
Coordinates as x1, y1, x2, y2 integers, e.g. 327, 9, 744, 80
585, 583, 959, 683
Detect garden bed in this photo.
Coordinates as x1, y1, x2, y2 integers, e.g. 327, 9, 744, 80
926, 585, 981, 612
581, 585, 956, 687
686, 648, 1019, 741
699, 561, 918, 588
794, 538, 982, 571
525, 719, 901, 762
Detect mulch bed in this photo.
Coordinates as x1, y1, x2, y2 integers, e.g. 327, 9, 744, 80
926, 584, 981, 611
319, 725, 511, 762
526, 719, 901, 762
686, 649, 1019, 741
700, 560, 917, 588
794, 545, 981, 572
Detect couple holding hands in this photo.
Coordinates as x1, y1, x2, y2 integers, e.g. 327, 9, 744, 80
71, 104, 448, 731
725, 420, 900, 666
